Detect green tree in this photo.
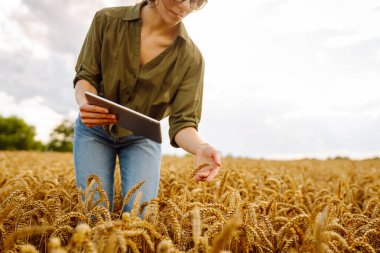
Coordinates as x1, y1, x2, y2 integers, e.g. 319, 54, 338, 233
46, 119, 74, 152
0, 115, 43, 150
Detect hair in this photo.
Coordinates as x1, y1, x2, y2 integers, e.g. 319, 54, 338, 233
139, 0, 155, 7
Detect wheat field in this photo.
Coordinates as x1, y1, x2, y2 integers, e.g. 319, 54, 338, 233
0, 151, 379, 252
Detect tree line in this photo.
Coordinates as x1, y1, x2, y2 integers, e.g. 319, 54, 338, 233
0, 115, 74, 152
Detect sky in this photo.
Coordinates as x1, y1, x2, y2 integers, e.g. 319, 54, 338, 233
0, 0, 380, 159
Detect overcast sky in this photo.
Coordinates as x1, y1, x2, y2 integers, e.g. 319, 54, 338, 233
1, 0, 379, 159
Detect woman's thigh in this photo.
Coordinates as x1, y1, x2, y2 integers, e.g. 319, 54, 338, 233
73, 117, 117, 208
118, 136, 161, 212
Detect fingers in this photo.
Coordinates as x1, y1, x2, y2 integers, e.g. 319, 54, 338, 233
194, 162, 214, 178
79, 104, 117, 127
81, 118, 117, 126
80, 111, 117, 120
195, 169, 211, 178
193, 174, 204, 181
194, 164, 220, 182
204, 167, 220, 182
80, 103, 109, 114
80, 113, 117, 127
195, 167, 220, 182
193, 164, 211, 181
194, 174, 209, 182
212, 151, 222, 166
194, 144, 222, 182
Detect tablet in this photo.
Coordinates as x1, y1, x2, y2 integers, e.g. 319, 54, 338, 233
84, 92, 162, 143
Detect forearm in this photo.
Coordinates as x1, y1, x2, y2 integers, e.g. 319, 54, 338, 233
174, 127, 208, 155
75, 80, 98, 107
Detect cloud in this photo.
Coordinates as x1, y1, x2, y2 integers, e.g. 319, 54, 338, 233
253, 0, 380, 47
0, 50, 77, 114
0, 0, 141, 114
198, 73, 380, 159
9, 0, 99, 55
376, 49, 380, 61
5, 0, 136, 56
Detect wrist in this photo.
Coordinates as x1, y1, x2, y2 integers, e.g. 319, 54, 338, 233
195, 142, 210, 154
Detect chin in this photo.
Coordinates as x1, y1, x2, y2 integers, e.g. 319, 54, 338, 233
165, 10, 184, 24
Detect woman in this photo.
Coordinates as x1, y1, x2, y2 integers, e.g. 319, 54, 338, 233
73, 0, 221, 212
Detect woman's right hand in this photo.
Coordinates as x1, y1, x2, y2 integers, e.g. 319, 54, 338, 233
75, 80, 117, 127
79, 101, 118, 128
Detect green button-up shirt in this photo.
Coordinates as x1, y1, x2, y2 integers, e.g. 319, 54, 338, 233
74, 2, 204, 147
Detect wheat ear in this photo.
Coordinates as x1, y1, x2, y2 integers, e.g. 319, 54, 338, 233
210, 212, 242, 253
4, 226, 49, 251
190, 162, 211, 180
120, 180, 145, 218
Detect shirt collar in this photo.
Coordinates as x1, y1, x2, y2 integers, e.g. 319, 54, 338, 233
122, 2, 144, 21
178, 22, 190, 43
123, 2, 191, 43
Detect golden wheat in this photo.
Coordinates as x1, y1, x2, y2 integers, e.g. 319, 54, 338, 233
0, 151, 379, 252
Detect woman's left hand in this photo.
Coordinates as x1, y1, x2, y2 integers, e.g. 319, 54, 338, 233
194, 144, 222, 182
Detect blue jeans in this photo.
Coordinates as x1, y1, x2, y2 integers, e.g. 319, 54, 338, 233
73, 116, 161, 212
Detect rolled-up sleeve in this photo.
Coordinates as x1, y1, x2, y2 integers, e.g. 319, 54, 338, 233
73, 11, 105, 91
169, 53, 205, 148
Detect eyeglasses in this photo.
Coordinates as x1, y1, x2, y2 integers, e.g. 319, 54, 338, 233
172, 0, 208, 10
